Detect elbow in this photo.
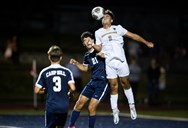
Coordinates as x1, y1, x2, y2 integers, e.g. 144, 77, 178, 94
34, 87, 40, 94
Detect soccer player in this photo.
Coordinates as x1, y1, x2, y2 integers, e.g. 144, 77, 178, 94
35, 45, 76, 128
92, 9, 154, 124
68, 31, 109, 128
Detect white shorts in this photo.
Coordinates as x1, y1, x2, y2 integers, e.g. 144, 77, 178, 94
106, 59, 130, 79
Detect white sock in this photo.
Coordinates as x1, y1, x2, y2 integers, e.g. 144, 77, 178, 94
110, 94, 118, 110
124, 88, 135, 107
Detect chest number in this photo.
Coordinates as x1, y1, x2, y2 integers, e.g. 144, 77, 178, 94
92, 57, 98, 65
53, 76, 61, 92
108, 35, 112, 41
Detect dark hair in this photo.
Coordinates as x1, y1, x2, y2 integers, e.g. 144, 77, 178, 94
80, 31, 94, 42
104, 9, 115, 20
47, 45, 62, 62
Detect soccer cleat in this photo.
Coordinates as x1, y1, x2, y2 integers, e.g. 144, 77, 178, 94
112, 109, 120, 124
130, 106, 137, 120
68, 126, 75, 128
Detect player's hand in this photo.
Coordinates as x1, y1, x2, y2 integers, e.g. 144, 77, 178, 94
147, 42, 154, 48
69, 59, 78, 65
87, 39, 95, 47
68, 91, 75, 100
39, 88, 46, 94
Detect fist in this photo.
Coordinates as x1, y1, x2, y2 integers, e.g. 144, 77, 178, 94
69, 59, 77, 65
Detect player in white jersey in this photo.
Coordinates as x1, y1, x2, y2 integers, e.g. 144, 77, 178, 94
93, 9, 154, 124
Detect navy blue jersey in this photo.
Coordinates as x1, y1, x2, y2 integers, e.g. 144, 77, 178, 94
35, 64, 74, 113
83, 50, 106, 80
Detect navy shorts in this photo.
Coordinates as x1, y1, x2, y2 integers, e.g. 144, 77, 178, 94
45, 111, 68, 128
81, 79, 109, 101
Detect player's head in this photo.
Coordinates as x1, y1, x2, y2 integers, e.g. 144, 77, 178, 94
47, 45, 63, 62
104, 9, 114, 20
80, 31, 95, 49
81, 31, 94, 43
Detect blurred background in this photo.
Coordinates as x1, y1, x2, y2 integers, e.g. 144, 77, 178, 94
0, 0, 187, 110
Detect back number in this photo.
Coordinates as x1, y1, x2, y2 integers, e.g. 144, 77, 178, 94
53, 76, 61, 92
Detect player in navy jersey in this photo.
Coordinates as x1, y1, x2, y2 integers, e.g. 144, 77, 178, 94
68, 31, 109, 128
35, 45, 76, 128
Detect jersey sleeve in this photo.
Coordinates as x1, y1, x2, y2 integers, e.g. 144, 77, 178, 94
35, 70, 46, 88
67, 70, 75, 84
95, 30, 102, 45
83, 52, 89, 66
117, 25, 128, 36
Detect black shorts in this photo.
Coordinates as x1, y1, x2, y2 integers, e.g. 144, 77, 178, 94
45, 111, 68, 128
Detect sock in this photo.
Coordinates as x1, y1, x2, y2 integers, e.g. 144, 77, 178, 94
124, 88, 135, 107
68, 110, 80, 127
89, 115, 96, 128
110, 94, 118, 110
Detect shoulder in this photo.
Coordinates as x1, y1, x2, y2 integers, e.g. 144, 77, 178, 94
84, 51, 90, 57
39, 66, 51, 74
95, 28, 103, 34
112, 24, 124, 28
60, 66, 72, 73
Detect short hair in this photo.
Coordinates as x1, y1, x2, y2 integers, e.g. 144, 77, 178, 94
104, 9, 115, 20
80, 31, 94, 42
47, 45, 62, 62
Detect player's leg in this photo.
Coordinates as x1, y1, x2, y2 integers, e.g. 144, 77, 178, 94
106, 62, 120, 124
68, 95, 89, 127
108, 78, 120, 124
55, 112, 68, 128
119, 76, 137, 120
45, 111, 56, 128
118, 60, 137, 120
88, 98, 100, 128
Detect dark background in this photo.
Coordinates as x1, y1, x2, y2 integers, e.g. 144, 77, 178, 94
0, 0, 187, 108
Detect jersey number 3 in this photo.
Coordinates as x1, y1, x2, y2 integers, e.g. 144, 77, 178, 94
53, 76, 61, 92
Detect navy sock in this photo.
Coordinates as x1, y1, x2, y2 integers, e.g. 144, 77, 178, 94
89, 115, 96, 128
68, 110, 80, 127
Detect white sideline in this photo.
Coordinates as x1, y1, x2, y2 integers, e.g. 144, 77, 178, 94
0, 126, 22, 128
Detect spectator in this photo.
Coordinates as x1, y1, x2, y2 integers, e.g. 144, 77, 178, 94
129, 56, 141, 103
4, 34, 20, 64
159, 66, 166, 91
147, 57, 160, 106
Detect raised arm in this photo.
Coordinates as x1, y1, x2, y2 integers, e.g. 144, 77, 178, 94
69, 59, 88, 72
92, 43, 102, 52
125, 31, 154, 48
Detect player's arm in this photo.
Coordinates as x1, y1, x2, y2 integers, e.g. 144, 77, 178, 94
92, 43, 102, 52
125, 31, 154, 48
68, 82, 76, 99
69, 59, 88, 72
97, 51, 105, 58
34, 86, 45, 94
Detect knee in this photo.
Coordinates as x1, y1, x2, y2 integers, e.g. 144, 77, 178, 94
109, 81, 118, 90
74, 100, 84, 111
121, 79, 131, 89
88, 105, 96, 114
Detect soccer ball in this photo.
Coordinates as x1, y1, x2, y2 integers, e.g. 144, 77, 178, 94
91, 6, 105, 20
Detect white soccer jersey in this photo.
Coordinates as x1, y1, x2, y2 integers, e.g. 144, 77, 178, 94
95, 25, 128, 62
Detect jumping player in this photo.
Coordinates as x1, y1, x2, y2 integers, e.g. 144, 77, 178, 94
35, 45, 76, 128
68, 31, 109, 128
93, 9, 154, 124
